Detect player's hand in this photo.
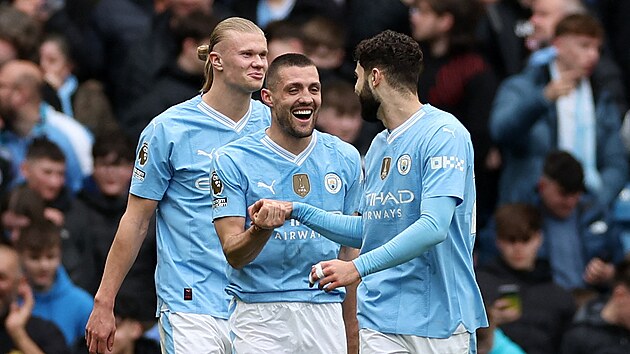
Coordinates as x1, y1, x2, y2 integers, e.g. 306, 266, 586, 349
5, 280, 34, 337
85, 299, 116, 354
249, 200, 292, 223
583, 257, 615, 285
251, 201, 285, 230
310, 260, 361, 292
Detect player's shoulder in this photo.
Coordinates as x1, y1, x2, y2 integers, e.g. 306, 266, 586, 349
150, 95, 203, 126
218, 129, 265, 155
421, 105, 470, 139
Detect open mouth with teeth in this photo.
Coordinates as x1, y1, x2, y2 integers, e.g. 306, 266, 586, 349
292, 108, 313, 120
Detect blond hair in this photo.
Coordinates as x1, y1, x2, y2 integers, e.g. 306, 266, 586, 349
198, 17, 265, 93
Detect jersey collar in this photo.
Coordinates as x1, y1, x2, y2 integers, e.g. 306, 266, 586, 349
197, 100, 252, 133
260, 130, 318, 166
387, 107, 426, 144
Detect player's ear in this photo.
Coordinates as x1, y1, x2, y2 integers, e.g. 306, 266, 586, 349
371, 68, 382, 88
261, 88, 273, 107
209, 52, 223, 71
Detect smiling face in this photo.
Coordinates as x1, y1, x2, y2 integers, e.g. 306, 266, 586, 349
212, 30, 268, 93
265, 65, 321, 139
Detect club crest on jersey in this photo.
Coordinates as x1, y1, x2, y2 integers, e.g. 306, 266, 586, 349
211, 171, 223, 196
397, 154, 412, 175
380, 157, 392, 180
293, 173, 311, 197
324, 173, 342, 194
137, 142, 149, 167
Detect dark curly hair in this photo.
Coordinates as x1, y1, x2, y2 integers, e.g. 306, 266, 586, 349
354, 30, 423, 93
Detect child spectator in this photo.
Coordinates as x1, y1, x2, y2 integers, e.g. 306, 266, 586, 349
15, 220, 93, 348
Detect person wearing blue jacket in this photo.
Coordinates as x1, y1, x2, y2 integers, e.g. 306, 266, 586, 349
490, 13, 627, 209
15, 220, 93, 347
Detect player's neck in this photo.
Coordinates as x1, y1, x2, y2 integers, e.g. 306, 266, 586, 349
202, 83, 253, 123
379, 93, 423, 130
266, 125, 312, 156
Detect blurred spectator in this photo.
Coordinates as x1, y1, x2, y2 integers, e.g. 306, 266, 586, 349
0, 241, 68, 354
265, 19, 305, 63
526, 0, 584, 53
490, 14, 627, 209
0, 60, 92, 193
526, 0, 627, 113
0, 185, 47, 243
15, 220, 93, 348
479, 151, 624, 303
476, 0, 532, 79
316, 78, 381, 157
118, 11, 218, 141
20, 138, 73, 227
64, 130, 157, 304
410, 0, 500, 228
301, 15, 350, 83
538, 151, 623, 303
560, 257, 630, 354
0, 4, 41, 65
39, 33, 118, 134
477, 203, 575, 354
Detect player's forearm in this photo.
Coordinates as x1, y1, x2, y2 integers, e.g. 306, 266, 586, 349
221, 225, 274, 269
292, 202, 363, 248
94, 213, 150, 307
353, 196, 455, 277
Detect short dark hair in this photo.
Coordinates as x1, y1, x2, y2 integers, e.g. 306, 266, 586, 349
15, 220, 61, 254
495, 203, 541, 242
542, 150, 585, 194
354, 30, 423, 93
26, 137, 65, 163
265, 53, 316, 90
92, 130, 135, 163
555, 13, 603, 40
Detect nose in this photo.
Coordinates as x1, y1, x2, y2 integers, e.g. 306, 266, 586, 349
252, 55, 266, 69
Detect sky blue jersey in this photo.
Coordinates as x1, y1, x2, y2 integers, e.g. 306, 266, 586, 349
358, 104, 487, 337
130, 95, 271, 318
211, 130, 362, 304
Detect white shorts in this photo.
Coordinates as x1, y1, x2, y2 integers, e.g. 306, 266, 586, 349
359, 324, 475, 354
159, 310, 231, 354
230, 300, 347, 354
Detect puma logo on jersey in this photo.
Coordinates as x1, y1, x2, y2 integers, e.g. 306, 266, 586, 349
257, 180, 276, 195
442, 127, 456, 137
197, 149, 215, 160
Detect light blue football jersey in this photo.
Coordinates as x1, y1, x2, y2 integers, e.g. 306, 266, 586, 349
130, 95, 271, 318
211, 130, 362, 304
358, 104, 487, 337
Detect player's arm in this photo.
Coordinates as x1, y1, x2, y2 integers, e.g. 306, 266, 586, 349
353, 196, 454, 276
86, 194, 156, 354
250, 200, 364, 248
214, 201, 285, 269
